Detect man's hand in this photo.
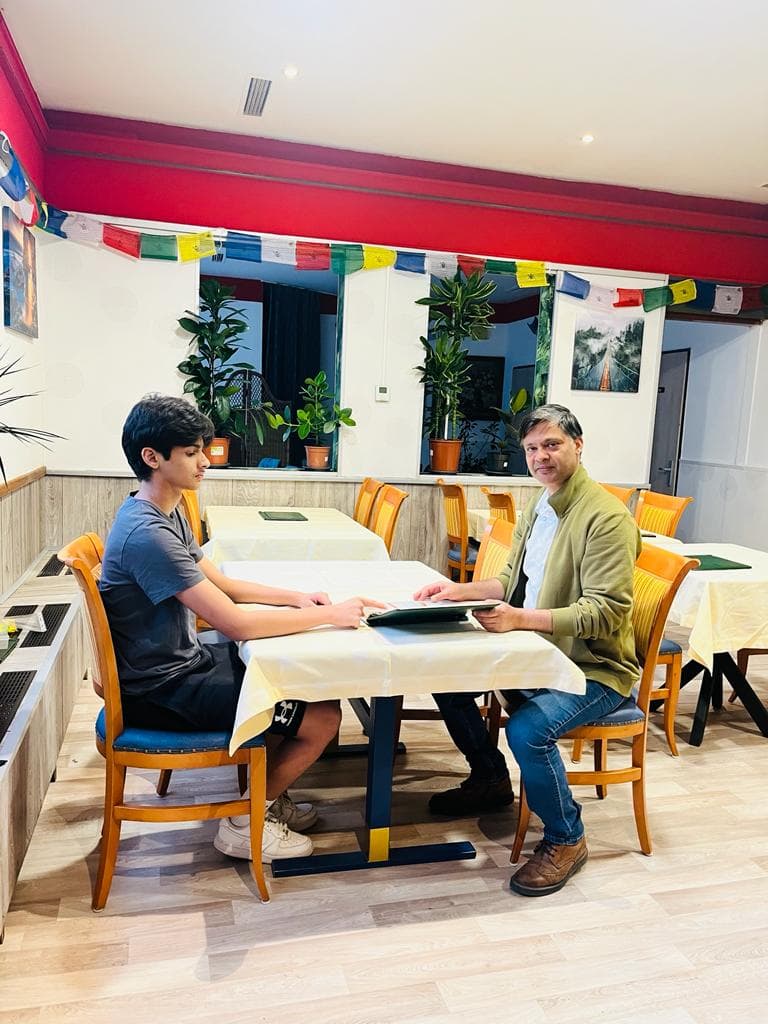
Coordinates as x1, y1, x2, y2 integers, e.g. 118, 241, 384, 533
326, 596, 388, 629
412, 581, 475, 602
473, 603, 553, 634
290, 590, 332, 608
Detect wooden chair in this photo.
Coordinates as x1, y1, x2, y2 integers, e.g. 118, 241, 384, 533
634, 490, 693, 537
353, 477, 385, 528
727, 649, 767, 704
480, 486, 517, 525
511, 547, 698, 863
369, 484, 408, 555
58, 533, 270, 910
600, 483, 638, 507
178, 488, 204, 545
436, 478, 476, 582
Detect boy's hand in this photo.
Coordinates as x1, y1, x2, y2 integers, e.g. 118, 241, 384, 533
290, 590, 332, 608
327, 596, 387, 629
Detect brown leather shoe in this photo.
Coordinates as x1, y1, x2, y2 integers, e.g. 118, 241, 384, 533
510, 835, 588, 896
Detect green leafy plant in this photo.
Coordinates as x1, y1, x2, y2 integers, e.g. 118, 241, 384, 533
267, 370, 355, 446
415, 270, 496, 439
177, 279, 272, 440
487, 386, 530, 455
0, 351, 62, 484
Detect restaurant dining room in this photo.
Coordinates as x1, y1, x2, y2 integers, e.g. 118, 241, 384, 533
1, 3, 767, 1022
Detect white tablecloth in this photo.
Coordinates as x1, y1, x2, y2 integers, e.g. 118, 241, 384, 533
664, 543, 768, 670
221, 560, 586, 752
202, 506, 389, 563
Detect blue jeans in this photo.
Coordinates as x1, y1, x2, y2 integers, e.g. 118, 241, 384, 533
433, 691, 510, 783
505, 681, 625, 845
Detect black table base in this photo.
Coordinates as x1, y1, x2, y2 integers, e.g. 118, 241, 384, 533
678, 653, 768, 746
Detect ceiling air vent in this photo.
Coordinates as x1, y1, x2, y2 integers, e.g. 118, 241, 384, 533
243, 77, 272, 117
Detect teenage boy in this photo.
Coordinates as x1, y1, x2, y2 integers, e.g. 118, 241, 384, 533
100, 394, 385, 863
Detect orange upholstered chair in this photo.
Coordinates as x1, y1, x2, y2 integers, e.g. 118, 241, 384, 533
480, 486, 517, 525
369, 484, 408, 555
600, 483, 639, 507
634, 490, 693, 538
436, 478, 476, 582
353, 477, 385, 528
178, 488, 204, 545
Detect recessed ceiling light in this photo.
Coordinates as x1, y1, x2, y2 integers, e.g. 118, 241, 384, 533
283, 65, 299, 79
580, 134, 595, 145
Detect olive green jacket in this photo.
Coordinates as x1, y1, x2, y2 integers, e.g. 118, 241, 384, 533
498, 465, 642, 697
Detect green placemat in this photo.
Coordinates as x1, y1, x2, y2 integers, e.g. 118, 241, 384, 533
690, 554, 752, 571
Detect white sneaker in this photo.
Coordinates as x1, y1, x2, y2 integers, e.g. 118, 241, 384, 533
270, 792, 318, 832
214, 814, 313, 863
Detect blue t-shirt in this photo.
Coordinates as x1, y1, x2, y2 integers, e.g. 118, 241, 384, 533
100, 495, 207, 695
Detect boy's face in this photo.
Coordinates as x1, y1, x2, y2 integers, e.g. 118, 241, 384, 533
141, 437, 209, 490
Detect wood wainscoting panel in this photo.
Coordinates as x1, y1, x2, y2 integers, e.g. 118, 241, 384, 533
0, 472, 45, 596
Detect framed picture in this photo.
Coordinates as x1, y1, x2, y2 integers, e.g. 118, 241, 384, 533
571, 311, 644, 393
462, 355, 505, 420
2, 207, 38, 338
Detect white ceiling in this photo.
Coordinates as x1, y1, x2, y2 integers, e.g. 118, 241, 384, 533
5, 0, 768, 204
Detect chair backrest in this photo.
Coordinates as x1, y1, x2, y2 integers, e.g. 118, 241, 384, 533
634, 490, 693, 537
353, 477, 385, 528
632, 545, 698, 710
436, 478, 469, 546
178, 489, 203, 545
369, 484, 408, 554
480, 486, 516, 525
58, 534, 123, 741
474, 517, 515, 581
600, 483, 638, 508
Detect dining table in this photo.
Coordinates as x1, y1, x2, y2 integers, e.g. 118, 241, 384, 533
649, 540, 768, 745
221, 558, 586, 878
202, 505, 390, 563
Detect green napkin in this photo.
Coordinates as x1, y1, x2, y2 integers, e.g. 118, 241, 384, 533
689, 554, 752, 571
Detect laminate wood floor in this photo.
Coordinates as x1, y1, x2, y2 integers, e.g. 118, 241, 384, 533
2, 633, 768, 1024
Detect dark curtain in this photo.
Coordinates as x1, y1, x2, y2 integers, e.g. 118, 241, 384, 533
262, 283, 322, 464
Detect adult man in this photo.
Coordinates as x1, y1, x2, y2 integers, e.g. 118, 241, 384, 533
100, 395, 384, 864
416, 404, 640, 895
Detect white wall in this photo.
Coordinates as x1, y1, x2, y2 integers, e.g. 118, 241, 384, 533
38, 230, 199, 472
0, 205, 47, 480
548, 269, 667, 484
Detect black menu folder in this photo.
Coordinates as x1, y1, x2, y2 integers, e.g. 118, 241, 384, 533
258, 511, 308, 522
366, 600, 499, 627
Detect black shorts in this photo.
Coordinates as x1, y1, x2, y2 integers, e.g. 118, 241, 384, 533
121, 641, 306, 739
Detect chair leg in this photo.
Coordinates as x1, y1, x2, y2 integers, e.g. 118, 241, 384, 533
631, 736, 652, 855
593, 739, 607, 799
392, 696, 405, 758
510, 784, 530, 864
663, 655, 681, 756
248, 747, 270, 902
92, 761, 126, 911
237, 764, 248, 796
571, 739, 584, 763
156, 769, 172, 796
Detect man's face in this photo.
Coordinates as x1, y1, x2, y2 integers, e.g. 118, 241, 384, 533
522, 420, 583, 493
142, 437, 209, 489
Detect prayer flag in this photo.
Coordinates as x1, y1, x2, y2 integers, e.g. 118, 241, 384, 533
0, 145, 27, 201
515, 261, 547, 287
712, 285, 743, 314
741, 286, 765, 310
178, 231, 216, 262
40, 204, 68, 237
427, 253, 458, 278
394, 251, 426, 274
261, 235, 296, 264
103, 224, 141, 258
556, 271, 590, 300
613, 288, 643, 308
224, 231, 261, 261
295, 241, 330, 269
61, 214, 103, 244
669, 279, 697, 305
362, 245, 396, 269
330, 243, 364, 274
687, 281, 716, 310
642, 286, 672, 312
584, 284, 617, 310
457, 255, 486, 276
484, 258, 517, 275
15, 188, 39, 226
140, 233, 178, 261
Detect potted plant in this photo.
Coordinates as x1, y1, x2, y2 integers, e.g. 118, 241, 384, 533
483, 386, 530, 474
177, 279, 263, 466
267, 370, 355, 470
415, 270, 495, 473
0, 352, 62, 483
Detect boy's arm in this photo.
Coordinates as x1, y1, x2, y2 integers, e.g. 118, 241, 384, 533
197, 556, 330, 608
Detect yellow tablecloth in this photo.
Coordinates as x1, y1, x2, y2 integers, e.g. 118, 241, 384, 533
202, 506, 389, 563
221, 560, 586, 753
665, 542, 768, 671
467, 508, 492, 540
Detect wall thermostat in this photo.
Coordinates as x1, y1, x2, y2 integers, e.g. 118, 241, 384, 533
375, 384, 390, 402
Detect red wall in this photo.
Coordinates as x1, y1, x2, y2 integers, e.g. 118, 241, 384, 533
0, 18, 46, 189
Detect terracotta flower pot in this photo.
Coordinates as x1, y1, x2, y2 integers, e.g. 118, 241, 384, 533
429, 439, 462, 474
305, 445, 331, 470
204, 437, 230, 466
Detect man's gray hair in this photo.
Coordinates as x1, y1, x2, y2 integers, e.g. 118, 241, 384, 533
518, 403, 583, 442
